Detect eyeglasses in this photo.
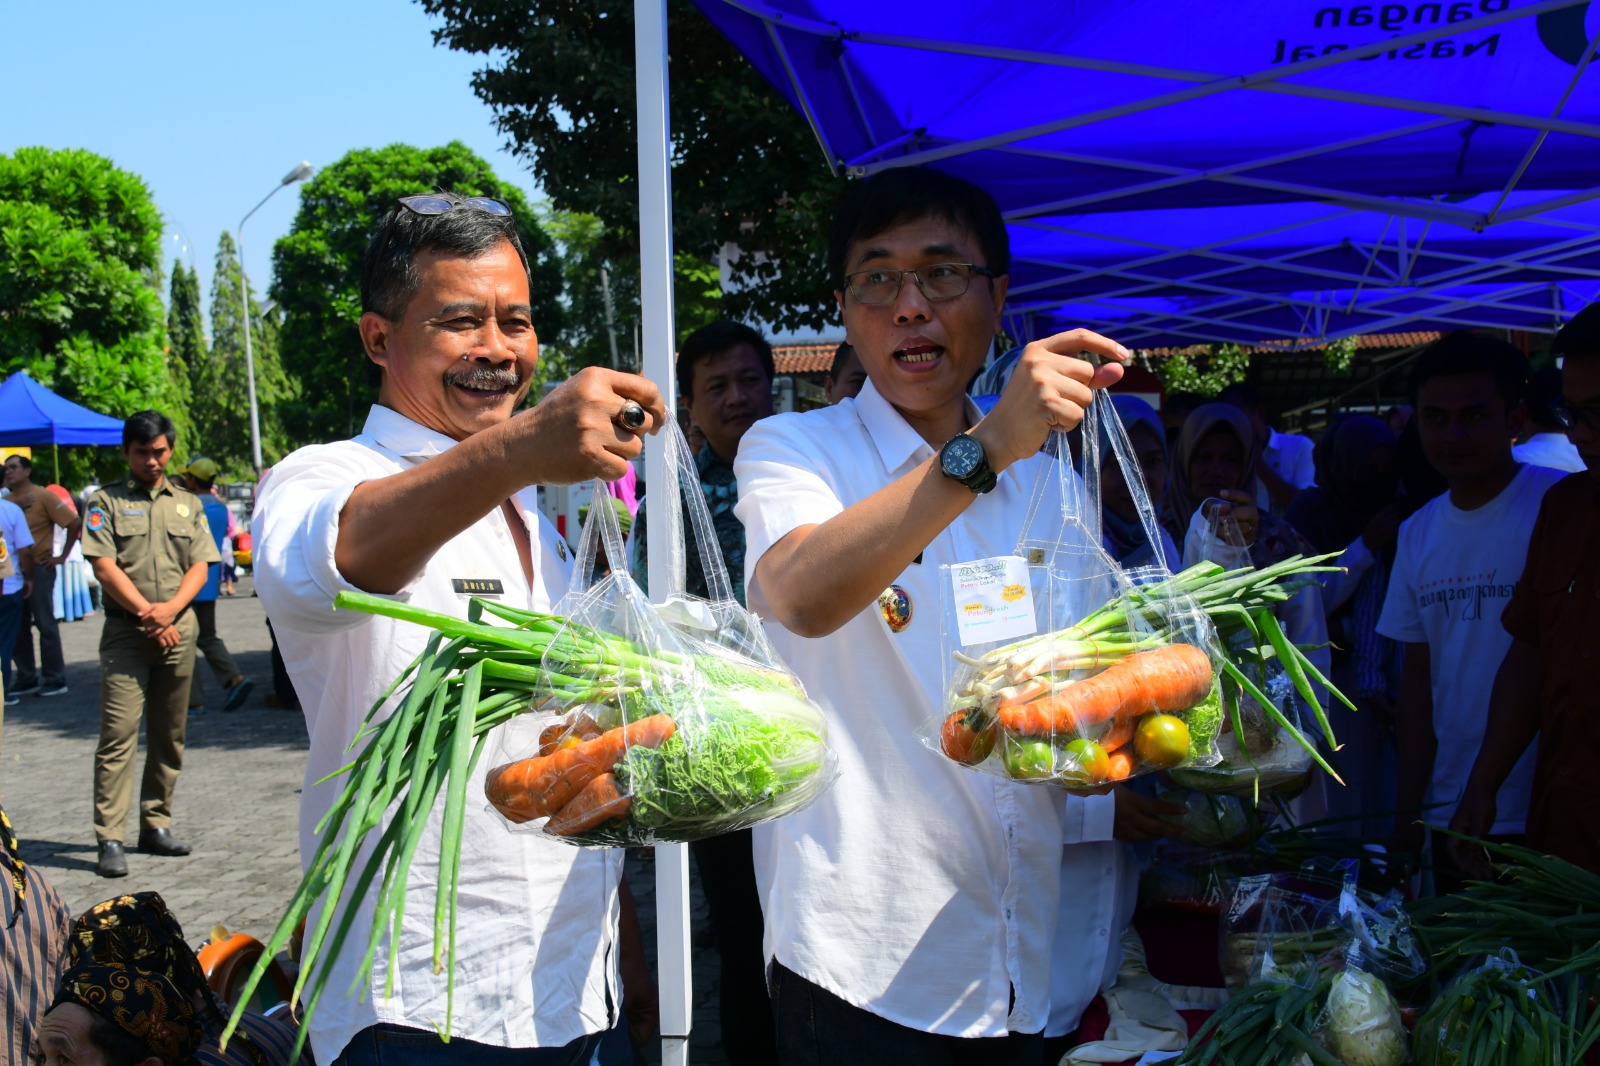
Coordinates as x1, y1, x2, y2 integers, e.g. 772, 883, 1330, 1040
1551, 401, 1600, 433
844, 262, 996, 306
397, 194, 512, 217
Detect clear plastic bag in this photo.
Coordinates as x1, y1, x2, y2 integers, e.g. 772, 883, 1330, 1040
1166, 662, 1317, 797
1220, 870, 1346, 991
483, 424, 838, 845
930, 391, 1226, 787
1313, 943, 1409, 1066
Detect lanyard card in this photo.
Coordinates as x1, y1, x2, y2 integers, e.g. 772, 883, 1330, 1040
950, 554, 1038, 648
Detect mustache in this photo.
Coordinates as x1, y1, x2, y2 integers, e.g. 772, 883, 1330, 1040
444, 365, 524, 392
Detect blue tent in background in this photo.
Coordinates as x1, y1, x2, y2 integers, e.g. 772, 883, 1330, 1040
0, 371, 124, 446
694, 0, 1600, 345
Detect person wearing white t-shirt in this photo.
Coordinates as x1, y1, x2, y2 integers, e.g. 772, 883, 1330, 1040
1377, 332, 1562, 889
254, 192, 665, 1066
1512, 365, 1586, 473
735, 166, 1134, 1064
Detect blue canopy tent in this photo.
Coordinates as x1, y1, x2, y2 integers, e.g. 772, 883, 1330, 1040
692, 0, 1600, 345
0, 372, 124, 446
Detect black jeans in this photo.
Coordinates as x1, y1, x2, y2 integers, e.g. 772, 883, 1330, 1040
691, 829, 777, 1065
333, 1022, 632, 1066
12, 563, 64, 688
770, 962, 1044, 1066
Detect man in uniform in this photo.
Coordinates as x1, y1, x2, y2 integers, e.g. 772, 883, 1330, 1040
80, 411, 218, 879
3, 454, 81, 699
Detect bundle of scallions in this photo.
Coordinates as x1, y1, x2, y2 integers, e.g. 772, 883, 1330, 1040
947, 554, 1352, 782
221, 589, 829, 1055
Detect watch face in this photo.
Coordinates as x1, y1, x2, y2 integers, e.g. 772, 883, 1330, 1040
942, 435, 984, 479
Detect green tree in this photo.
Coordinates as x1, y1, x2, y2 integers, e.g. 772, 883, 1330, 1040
0, 146, 191, 486
422, 0, 848, 334
167, 260, 206, 373
270, 142, 565, 443
1149, 343, 1251, 398
199, 231, 294, 477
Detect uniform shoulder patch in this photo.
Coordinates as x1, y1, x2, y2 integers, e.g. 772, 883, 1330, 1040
86, 506, 107, 532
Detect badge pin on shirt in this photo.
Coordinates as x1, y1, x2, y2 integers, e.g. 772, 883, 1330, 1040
878, 584, 912, 633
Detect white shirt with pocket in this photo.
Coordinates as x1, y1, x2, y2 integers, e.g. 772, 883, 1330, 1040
254, 405, 621, 1063
1047, 794, 1136, 1038
735, 379, 1082, 1039
1376, 463, 1567, 834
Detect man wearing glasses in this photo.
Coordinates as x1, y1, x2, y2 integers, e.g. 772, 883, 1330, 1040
1452, 304, 1600, 877
254, 191, 663, 1066
733, 167, 1128, 1063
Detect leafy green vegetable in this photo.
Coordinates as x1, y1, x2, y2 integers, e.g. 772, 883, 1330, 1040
1183, 682, 1225, 762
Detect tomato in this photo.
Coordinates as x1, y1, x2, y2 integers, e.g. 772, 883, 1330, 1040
1135, 714, 1191, 769
941, 711, 998, 765
1057, 739, 1110, 786
1001, 736, 1056, 780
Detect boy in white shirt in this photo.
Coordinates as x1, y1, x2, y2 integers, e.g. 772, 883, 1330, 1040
1377, 332, 1563, 887
735, 166, 1128, 1064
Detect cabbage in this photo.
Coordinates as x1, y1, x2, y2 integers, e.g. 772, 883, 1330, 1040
1324, 969, 1407, 1066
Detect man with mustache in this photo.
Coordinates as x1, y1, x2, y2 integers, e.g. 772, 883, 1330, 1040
254, 192, 663, 1066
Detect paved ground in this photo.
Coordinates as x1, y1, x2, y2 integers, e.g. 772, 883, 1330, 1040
0, 579, 730, 1064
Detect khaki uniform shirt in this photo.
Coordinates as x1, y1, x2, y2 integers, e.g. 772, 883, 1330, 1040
80, 477, 219, 604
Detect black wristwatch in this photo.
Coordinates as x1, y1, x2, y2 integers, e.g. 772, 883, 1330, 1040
939, 432, 997, 494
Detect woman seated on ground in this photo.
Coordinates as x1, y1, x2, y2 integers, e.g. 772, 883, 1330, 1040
69, 893, 305, 1066
37, 961, 202, 1066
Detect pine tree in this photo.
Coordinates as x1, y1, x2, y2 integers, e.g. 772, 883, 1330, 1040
204, 232, 294, 476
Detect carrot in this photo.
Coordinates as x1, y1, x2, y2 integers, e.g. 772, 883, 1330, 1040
546, 773, 631, 836
1105, 751, 1134, 781
486, 714, 674, 823
1099, 717, 1135, 753
997, 644, 1212, 738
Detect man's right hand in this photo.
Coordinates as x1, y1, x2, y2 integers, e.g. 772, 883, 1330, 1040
1447, 785, 1499, 881
972, 329, 1128, 474
513, 368, 667, 484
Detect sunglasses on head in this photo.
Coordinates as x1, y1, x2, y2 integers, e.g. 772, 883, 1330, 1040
397, 194, 512, 217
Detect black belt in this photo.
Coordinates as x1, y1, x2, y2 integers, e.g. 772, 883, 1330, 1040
103, 603, 137, 621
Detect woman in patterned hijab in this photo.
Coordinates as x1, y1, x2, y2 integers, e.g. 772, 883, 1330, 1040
38, 961, 201, 1066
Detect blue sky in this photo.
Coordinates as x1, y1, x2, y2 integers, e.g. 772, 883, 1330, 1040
3, 0, 535, 321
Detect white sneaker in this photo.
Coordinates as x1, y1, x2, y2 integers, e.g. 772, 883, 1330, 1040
39, 685, 69, 697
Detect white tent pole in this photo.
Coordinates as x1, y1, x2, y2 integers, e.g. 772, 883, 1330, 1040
634, 2, 692, 1065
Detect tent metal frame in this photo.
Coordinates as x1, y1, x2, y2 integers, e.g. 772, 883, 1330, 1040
709, 0, 1599, 344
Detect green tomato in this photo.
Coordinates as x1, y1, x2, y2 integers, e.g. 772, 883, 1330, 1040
1057, 739, 1110, 787
1001, 737, 1056, 780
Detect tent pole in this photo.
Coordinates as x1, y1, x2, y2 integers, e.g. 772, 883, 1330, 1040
53, 442, 59, 485
634, 2, 691, 1065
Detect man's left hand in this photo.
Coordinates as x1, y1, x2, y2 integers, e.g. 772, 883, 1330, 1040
1112, 786, 1187, 842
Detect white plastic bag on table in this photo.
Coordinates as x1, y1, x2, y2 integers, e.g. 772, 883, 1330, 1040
483, 424, 837, 845
928, 390, 1226, 788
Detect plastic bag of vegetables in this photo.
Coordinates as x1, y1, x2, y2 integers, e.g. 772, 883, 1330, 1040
484, 426, 838, 845
1166, 665, 1318, 797
1413, 951, 1574, 1066
1314, 945, 1409, 1066
1221, 870, 1347, 991
930, 391, 1351, 790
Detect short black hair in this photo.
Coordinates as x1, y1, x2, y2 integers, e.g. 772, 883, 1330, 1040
4, 454, 30, 470
1216, 382, 1263, 410
1410, 331, 1529, 409
829, 342, 857, 381
123, 410, 176, 450
360, 191, 529, 321
676, 321, 774, 400
828, 167, 1009, 289
1552, 303, 1600, 363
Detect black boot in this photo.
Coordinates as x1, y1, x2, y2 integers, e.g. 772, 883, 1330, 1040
136, 827, 192, 856
97, 841, 128, 878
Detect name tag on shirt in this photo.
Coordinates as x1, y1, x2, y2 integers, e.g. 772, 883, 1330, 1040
452, 578, 506, 597
950, 555, 1038, 647
123, 507, 145, 517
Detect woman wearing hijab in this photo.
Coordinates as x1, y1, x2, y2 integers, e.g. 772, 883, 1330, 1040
1286, 415, 1404, 839
1091, 395, 1182, 572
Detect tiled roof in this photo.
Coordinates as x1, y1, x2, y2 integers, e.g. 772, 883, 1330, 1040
776, 332, 1440, 373
774, 344, 839, 375
1144, 331, 1441, 357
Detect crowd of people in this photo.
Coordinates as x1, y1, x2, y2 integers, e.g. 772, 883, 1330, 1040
2, 164, 1598, 1066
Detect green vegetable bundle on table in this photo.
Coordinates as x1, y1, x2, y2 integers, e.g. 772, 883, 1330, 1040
937, 554, 1353, 790
222, 585, 836, 1054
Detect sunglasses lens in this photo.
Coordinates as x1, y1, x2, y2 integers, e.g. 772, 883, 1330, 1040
464, 197, 512, 216
399, 195, 454, 215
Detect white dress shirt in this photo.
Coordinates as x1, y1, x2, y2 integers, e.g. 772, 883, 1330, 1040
1256, 429, 1317, 511
1047, 794, 1137, 1038
735, 380, 1074, 1039
255, 405, 622, 1062
1512, 432, 1586, 473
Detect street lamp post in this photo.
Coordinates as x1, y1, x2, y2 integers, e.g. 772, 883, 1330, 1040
237, 160, 313, 476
